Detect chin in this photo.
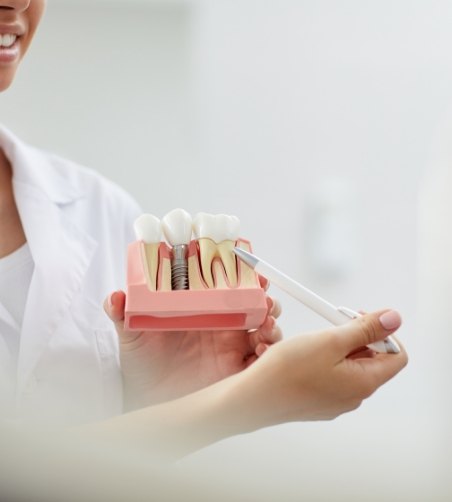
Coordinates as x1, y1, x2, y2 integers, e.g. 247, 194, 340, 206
0, 75, 16, 92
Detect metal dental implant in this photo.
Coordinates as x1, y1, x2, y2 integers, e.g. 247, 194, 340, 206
170, 244, 189, 290
162, 208, 193, 291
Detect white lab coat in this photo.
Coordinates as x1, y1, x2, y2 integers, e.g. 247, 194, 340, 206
0, 125, 141, 425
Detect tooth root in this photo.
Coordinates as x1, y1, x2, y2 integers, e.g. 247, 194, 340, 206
186, 241, 205, 290
142, 243, 159, 291
188, 254, 206, 290
158, 257, 172, 291
217, 240, 238, 287
198, 238, 217, 288
156, 243, 172, 291
236, 240, 260, 288
212, 259, 229, 289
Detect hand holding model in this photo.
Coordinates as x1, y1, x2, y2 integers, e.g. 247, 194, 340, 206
105, 287, 282, 410
105, 209, 282, 410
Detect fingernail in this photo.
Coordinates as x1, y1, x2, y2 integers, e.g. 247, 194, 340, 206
379, 310, 402, 330
108, 292, 118, 310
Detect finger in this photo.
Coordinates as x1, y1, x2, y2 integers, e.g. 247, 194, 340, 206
103, 290, 126, 331
335, 310, 403, 356
249, 316, 283, 348
265, 296, 282, 318
258, 274, 269, 291
255, 343, 270, 357
248, 316, 275, 349
267, 324, 283, 344
347, 348, 376, 360
245, 354, 258, 368
270, 298, 282, 319
353, 338, 408, 386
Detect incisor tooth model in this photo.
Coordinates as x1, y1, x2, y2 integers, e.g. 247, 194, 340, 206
133, 214, 162, 291
193, 213, 240, 288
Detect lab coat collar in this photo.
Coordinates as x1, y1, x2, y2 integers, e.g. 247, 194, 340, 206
0, 124, 83, 205
0, 124, 98, 391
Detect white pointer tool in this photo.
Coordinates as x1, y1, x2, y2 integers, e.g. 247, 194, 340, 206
233, 248, 400, 354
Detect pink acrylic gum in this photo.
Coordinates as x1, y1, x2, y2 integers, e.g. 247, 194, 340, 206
124, 238, 268, 331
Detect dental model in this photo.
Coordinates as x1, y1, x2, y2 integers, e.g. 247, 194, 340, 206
124, 209, 267, 331
162, 208, 193, 290
193, 213, 240, 288
133, 214, 162, 291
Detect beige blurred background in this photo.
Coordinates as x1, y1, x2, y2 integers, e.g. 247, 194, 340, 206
1, 0, 451, 499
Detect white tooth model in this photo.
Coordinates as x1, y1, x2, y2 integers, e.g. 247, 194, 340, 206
133, 214, 162, 291
162, 208, 193, 290
193, 213, 240, 288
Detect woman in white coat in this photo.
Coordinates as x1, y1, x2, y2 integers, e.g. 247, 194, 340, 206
0, 0, 407, 457
0, 0, 283, 425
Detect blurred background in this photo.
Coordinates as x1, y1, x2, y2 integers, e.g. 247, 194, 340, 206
1, 0, 451, 499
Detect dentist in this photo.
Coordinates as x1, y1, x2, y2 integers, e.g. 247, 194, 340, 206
0, 0, 407, 457
0, 0, 282, 424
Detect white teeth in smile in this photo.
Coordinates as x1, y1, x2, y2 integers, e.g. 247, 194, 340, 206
0, 34, 17, 48
193, 213, 240, 288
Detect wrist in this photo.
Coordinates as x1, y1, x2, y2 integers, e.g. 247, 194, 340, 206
204, 361, 281, 437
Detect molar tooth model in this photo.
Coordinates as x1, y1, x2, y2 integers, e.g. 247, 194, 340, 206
124, 209, 267, 331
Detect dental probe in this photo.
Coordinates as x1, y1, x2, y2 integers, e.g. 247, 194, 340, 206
233, 248, 400, 354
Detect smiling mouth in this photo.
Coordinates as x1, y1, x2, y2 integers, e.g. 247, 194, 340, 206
0, 34, 19, 48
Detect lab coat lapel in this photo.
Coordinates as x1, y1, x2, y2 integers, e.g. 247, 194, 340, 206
13, 180, 97, 391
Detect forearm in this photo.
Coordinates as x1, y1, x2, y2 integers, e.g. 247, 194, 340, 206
80, 370, 264, 461
80, 311, 407, 461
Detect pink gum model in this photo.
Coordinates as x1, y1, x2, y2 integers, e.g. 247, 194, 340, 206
124, 239, 268, 331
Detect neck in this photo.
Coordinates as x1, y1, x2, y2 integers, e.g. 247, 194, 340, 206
0, 148, 12, 187
0, 148, 26, 258
0, 149, 13, 205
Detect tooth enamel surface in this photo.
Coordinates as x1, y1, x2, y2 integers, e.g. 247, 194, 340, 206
134, 214, 162, 243
193, 213, 240, 288
162, 208, 193, 246
0, 34, 17, 47
193, 213, 239, 242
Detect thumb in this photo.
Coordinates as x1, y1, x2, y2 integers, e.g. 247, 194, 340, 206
103, 290, 126, 332
337, 309, 402, 355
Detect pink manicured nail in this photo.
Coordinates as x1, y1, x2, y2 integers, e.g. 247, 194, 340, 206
379, 310, 402, 330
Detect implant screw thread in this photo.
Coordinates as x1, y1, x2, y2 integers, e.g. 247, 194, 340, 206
171, 244, 189, 290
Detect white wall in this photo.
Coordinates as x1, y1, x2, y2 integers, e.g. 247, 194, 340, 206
1, 0, 451, 499
186, 1, 451, 498
0, 0, 195, 218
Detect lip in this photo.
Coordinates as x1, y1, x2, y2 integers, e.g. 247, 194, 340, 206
0, 24, 25, 36
0, 35, 21, 64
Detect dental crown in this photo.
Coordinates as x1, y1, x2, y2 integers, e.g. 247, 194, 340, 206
132, 208, 257, 291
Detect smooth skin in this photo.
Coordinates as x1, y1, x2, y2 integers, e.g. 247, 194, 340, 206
0, 0, 46, 257
2, 0, 408, 460
105, 288, 283, 410
86, 310, 407, 459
